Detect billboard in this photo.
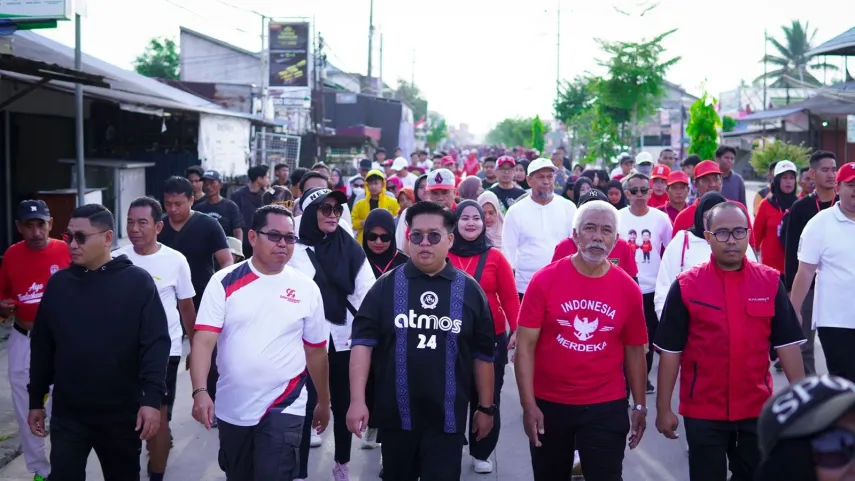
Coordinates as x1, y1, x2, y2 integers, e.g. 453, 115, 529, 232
0, 0, 72, 22
268, 21, 310, 88
269, 22, 309, 51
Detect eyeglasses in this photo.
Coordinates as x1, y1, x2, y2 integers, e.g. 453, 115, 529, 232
628, 187, 650, 196
257, 231, 298, 244
408, 231, 445, 245
812, 427, 855, 469
706, 228, 749, 243
367, 232, 393, 242
62, 230, 108, 245
319, 204, 344, 218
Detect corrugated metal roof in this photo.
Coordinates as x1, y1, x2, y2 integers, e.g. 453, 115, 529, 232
808, 27, 855, 57
739, 106, 805, 122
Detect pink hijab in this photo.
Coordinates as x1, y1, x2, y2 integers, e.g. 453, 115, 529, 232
477, 191, 504, 250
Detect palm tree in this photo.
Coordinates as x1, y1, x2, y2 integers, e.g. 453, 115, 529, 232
755, 20, 838, 89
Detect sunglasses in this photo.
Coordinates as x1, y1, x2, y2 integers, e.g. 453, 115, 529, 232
62, 230, 108, 245
813, 427, 855, 469
319, 204, 344, 218
628, 187, 650, 196
408, 231, 445, 245
706, 228, 749, 243
257, 231, 299, 244
367, 232, 393, 242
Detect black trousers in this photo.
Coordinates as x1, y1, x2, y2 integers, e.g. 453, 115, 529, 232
467, 331, 508, 460
218, 412, 303, 481
49, 416, 141, 481
530, 398, 629, 481
642, 292, 657, 377
298, 340, 352, 477
684, 417, 759, 481
818, 327, 855, 383
381, 426, 465, 481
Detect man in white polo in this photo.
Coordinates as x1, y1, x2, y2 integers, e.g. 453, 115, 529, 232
502, 157, 577, 300
791, 162, 855, 382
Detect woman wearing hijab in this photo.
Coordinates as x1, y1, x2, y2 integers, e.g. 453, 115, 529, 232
561, 179, 576, 202
654, 192, 758, 318
515, 160, 530, 190
394, 174, 428, 249
478, 191, 504, 249
573, 176, 594, 206
362, 208, 408, 279
289, 187, 376, 481
446, 200, 519, 474
753, 160, 799, 275
457, 175, 483, 201
606, 179, 628, 209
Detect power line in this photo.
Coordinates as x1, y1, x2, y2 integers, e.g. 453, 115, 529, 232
161, 0, 256, 37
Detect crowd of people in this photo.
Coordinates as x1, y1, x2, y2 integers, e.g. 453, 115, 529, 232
0, 142, 854, 481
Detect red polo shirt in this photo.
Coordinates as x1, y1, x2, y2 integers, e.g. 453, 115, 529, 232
0, 239, 71, 322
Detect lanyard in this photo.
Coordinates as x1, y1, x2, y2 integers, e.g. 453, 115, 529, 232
816, 194, 836, 212
373, 251, 398, 275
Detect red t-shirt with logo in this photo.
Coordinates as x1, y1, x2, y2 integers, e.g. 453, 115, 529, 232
0, 239, 71, 322
519, 258, 647, 405
551, 238, 639, 279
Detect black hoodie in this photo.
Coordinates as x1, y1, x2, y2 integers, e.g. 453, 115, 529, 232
28, 255, 170, 423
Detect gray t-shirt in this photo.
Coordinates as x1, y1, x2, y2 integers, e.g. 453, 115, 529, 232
720, 170, 747, 205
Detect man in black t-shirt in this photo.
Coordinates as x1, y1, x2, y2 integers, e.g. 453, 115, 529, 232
348, 201, 496, 481
195, 170, 244, 241
489, 156, 527, 214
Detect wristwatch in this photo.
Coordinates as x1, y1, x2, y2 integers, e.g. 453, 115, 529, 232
476, 404, 498, 416
632, 404, 648, 415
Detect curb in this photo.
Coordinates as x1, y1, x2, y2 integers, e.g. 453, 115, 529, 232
0, 433, 22, 470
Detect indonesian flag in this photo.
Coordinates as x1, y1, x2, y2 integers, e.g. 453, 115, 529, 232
415, 117, 426, 128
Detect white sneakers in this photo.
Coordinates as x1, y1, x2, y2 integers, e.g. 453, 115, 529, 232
360, 428, 380, 449
310, 432, 322, 447
473, 458, 493, 473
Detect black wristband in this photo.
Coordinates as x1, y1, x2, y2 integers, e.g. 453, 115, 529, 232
192, 387, 208, 398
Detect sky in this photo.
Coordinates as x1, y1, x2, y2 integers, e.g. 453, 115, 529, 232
38, 0, 854, 138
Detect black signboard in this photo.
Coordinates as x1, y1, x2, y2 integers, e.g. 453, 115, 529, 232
269, 22, 309, 51
269, 51, 309, 87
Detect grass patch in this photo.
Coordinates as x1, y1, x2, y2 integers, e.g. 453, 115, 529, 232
0, 434, 12, 443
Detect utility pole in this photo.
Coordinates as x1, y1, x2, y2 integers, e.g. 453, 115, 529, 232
762, 29, 768, 111
74, 13, 85, 207
259, 14, 268, 166
556, 0, 561, 99
411, 48, 415, 86
378, 32, 384, 98
367, 0, 374, 95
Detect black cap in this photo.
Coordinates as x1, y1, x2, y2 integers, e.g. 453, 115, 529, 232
299, 187, 348, 213
17, 200, 50, 222
759, 374, 855, 460
202, 170, 222, 182
358, 158, 372, 170
578, 189, 610, 206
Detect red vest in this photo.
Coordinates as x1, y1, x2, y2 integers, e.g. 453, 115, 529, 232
677, 256, 780, 421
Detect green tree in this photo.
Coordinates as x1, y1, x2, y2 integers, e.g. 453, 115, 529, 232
485, 117, 533, 148
722, 115, 737, 133
595, 29, 680, 152
531, 116, 546, 153
755, 20, 838, 88
394, 79, 428, 123
134, 37, 179, 80
426, 112, 448, 149
750, 140, 812, 174
553, 75, 594, 122
686, 93, 721, 161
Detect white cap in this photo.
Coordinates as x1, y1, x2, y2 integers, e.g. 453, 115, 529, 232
391, 156, 409, 171
774, 160, 798, 177
226, 237, 244, 258
635, 152, 654, 165
372, 161, 382, 170
527, 157, 557, 176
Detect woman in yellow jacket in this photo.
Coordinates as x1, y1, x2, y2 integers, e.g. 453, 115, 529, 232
351, 169, 400, 243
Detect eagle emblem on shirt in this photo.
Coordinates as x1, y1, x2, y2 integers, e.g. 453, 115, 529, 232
573, 316, 598, 341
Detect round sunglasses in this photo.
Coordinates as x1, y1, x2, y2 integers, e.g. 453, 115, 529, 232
408, 231, 445, 245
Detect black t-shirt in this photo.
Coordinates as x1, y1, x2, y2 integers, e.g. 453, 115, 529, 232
195, 198, 244, 237
782, 193, 839, 291
481, 178, 497, 190
654, 280, 805, 353
158, 212, 229, 306
489, 185, 527, 214
351, 260, 495, 433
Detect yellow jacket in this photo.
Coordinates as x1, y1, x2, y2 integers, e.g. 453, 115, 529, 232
352, 169, 400, 243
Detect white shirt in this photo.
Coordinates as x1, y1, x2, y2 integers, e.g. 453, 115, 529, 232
502, 195, 577, 293
618, 207, 672, 294
798, 204, 855, 329
654, 230, 757, 318
397, 172, 419, 189
288, 245, 375, 351
195, 260, 328, 426
115, 244, 194, 357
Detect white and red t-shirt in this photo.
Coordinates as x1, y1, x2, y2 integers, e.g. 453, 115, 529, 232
518, 258, 647, 405
195, 260, 329, 426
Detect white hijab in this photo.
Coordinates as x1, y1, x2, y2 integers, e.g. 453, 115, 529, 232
477, 191, 504, 250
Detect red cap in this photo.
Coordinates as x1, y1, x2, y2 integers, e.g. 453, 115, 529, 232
836, 162, 855, 183
441, 155, 456, 166
496, 155, 515, 168
651, 164, 671, 181
667, 170, 690, 186
694, 160, 722, 179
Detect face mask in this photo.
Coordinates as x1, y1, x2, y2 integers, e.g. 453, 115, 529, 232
637, 164, 652, 176
352, 187, 365, 197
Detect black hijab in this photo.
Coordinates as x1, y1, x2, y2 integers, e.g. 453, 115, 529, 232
573, 177, 594, 206
413, 174, 428, 202
517, 160, 531, 190
450, 200, 491, 258
769, 172, 799, 211
606, 179, 628, 209
298, 190, 366, 325
690, 192, 727, 239
361, 208, 407, 279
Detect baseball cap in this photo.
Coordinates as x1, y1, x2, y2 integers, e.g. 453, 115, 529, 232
636, 152, 654, 165
426, 169, 456, 191
440, 155, 456, 166
667, 171, 691, 186
578, 189, 610, 206
836, 162, 855, 183
226, 237, 244, 258
694, 160, 722, 179
773, 160, 798, 178
619, 152, 633, 164
391, 156, 409, 171
202, 170, 221, 182
759, 374, 855, 459
17, 199, 50, 222
496, 155, 516, 168
299, 187, 348, 213
651, 164, 672, 181
358, 158, 373, 170
527, 157, 557, 176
